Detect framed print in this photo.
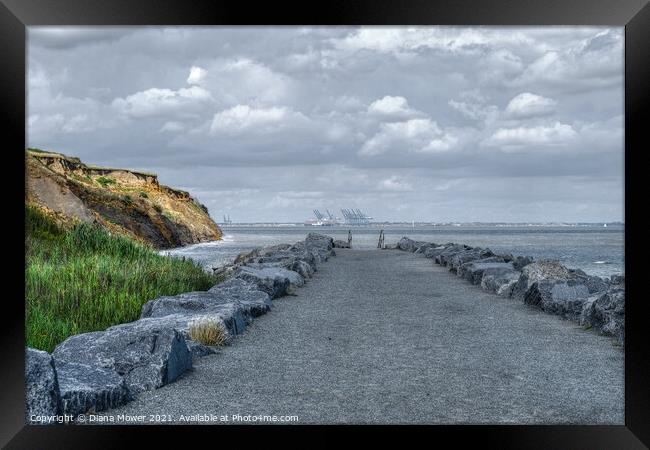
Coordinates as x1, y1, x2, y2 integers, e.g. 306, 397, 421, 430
2, 0, 649, 447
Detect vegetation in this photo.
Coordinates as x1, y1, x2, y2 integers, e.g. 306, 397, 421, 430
26, 205, 220, 352
188, 318, 228, 346
96, 176, 115, 187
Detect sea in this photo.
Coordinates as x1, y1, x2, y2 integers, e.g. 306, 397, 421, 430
161, 224, 624, 279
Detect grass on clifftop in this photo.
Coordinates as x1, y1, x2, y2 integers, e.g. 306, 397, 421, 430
26, 205, 219, 352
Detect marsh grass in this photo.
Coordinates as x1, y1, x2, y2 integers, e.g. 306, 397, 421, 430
188, 318, 229, 346
26, 205, 219, 352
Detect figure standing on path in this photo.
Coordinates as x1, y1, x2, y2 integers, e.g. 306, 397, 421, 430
348, 230, 352, 247
377, 229, 385, 249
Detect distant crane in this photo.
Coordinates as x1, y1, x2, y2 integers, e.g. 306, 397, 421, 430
340, 208, 372, 226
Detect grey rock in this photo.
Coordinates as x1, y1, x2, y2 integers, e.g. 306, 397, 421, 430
423, 245, 448, 259
305, 233, 334, 251
457, 261, 515, 285
512, 255, 534, 270
609, 274, 625, 286
53, 324, 192, 413
582, 287, 625, 343
435, 244, 470, 266
55, 359, 130, 416
414, 243, 438, 254
511, 260, 574, 300
448, 249, 495, 272
333, 240, 351, 249
397, 237, 428, 252
186, 341, 218, 358
525, 279, 591, 320
25, 348, 61, 422
142, 287, 272, 336
481, 271, 521, 296
235, 266, 297, 298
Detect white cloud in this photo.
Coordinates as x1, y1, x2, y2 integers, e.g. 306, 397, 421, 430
331, 27, 537, 55
367, 95, 420, 118
514, 30, 623, 90
112, 86, 212, 118
484, 121, 577, 149
187, 66, 207, 85
199, 58, 294, 106
209, 104, 307, 135
360, 118, 456, 156
505, 92, 557, 119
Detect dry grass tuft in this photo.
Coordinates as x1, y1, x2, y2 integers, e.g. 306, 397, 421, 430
188, 318, 229, 346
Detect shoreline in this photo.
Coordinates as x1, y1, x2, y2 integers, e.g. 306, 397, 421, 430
26, 232, 624, 424
26, 233, 338, 423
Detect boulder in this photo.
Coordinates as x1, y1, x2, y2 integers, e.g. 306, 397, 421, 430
610, 274, 625, 286
235, 266, 297, 298
512, 260, 610, 323
512, 255, 534, 270
414, 243, 438, 254
55, 359, 130, 416
524, 279, 593, 320
53, 324, 192, 414
423, 245, 448, 259
333, 240, 351, 249
396, 237, 427, 252
510, 260, 574, 300
305, 233, 334, 251
448, 249, 497, 273
582, 287, 625, 342
25, 348, 61, 422
481, 271, 521, 296
457, 261, 515, 285
233, 247, 261, 265
142, 287, 271, 337
435, 244, 470, 266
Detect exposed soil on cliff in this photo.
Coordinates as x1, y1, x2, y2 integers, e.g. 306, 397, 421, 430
26, 149, 222, 248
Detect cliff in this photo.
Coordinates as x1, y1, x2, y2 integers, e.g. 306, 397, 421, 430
25, 148, 222, 248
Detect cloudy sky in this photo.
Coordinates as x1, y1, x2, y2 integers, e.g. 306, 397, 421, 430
27, 26, 624, 223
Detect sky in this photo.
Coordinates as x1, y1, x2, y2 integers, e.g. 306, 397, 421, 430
27, 26, 624, 223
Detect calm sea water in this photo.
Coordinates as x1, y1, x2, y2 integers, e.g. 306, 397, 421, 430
161, 225, 624, 278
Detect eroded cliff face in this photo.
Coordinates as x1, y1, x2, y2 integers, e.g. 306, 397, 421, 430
26, 149, 222, 249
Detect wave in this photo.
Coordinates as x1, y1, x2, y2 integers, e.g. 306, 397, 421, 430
593, 261, 610, 264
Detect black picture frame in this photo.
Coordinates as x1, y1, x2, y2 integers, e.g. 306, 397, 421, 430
2, 0, 648, 447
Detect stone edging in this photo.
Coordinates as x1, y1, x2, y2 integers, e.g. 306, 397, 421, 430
25, 233, 337, 423
392, 237, 624, 346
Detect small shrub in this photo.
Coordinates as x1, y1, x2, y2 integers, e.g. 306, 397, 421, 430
96, 176, 115, 188
188, 318, 228, 346
139, 191, 148, 199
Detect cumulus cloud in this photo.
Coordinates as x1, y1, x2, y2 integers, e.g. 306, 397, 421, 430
367, 95, 421, 118
360, 118, 457, 156
484, 122, 577, 149
26, 26, 624, 222
187, 66, 207, 85
505, 92, 557, 118
209, 105, 307, 135
112, 86, 212, 118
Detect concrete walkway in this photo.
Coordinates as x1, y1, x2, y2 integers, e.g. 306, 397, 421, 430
105, 249, 624, 424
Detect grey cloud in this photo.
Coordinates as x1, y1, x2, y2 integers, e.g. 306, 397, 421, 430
27, 26, 624, 222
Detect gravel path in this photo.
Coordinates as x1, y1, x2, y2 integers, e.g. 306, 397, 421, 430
104, 249, 624, 424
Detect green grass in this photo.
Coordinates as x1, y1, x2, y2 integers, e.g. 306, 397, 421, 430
96, 176, 115, 187
26, 205, 219, 352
